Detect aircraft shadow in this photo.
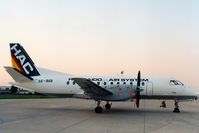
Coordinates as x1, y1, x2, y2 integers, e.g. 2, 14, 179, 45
30, 106, 194, 115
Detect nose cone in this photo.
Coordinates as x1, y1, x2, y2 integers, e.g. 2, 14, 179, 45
196, 92, 199, 100
187, 87, 198, 100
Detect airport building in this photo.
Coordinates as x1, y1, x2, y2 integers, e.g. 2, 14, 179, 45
0, 86, 35, 94
0, 86, 12, 94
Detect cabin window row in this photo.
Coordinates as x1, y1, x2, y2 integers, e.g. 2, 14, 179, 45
97, 82, 145, 86
66, 81, 76, 85
66, 81, 145, 86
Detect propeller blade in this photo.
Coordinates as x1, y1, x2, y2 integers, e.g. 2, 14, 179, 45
137, 71, 141, 87
135, 71, 141, 108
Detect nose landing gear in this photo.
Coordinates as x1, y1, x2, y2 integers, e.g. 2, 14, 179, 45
173, 99, 180, 113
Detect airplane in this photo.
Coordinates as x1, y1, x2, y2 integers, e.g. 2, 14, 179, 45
4, 43, 197, 113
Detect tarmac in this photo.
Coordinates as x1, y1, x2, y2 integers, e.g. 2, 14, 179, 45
0, 98, 199, 133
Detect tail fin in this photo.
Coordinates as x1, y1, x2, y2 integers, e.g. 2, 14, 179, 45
10, 43, 40, 78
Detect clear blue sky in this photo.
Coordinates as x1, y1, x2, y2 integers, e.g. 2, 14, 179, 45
0, 0, 199, 90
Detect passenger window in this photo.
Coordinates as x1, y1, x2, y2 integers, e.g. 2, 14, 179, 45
110, 82, 113, 85
130, 82, 133, 85
142, 82, 145, 86
97, 82, 100, 85
117, 82, 120, 85
73, 81, 75, 85
123, 82, 126, 85
66, 81, 69, 85
104, 82, 106, 85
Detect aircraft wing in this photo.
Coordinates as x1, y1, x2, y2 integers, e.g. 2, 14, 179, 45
72, 78, 112, 97
4, 66, 33, 83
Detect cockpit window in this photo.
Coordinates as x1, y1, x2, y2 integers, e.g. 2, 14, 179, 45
170, 80, 184, 86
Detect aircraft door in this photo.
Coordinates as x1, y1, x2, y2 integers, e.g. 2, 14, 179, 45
146, 81, 153, 96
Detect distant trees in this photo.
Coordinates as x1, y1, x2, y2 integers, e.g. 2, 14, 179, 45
10, 86, 18, 94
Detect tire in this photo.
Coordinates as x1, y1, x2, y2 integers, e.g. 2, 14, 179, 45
105, 104, 111, 110
95, 106, 103, 113
173, 108, 180, 113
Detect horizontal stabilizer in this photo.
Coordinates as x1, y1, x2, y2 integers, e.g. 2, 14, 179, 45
4, 66, 33, 83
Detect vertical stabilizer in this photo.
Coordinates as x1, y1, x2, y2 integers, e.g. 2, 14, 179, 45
10, 43, 40, 78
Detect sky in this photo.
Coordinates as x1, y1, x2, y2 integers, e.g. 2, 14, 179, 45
0, 0, 199, 90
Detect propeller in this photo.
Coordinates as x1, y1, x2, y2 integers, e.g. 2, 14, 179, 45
134, 71, 141, 108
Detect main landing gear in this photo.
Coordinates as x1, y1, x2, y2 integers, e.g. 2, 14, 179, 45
105, 101, 111, 110
95, 101, 112, 113
95, 101, 103, 113
173, 99, 180, 113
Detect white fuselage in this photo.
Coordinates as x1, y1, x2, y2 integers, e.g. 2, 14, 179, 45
12, 68, 197, 101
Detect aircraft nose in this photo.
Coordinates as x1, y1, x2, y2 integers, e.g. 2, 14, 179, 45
188, 88, 198, 100
195, 92, 199, 100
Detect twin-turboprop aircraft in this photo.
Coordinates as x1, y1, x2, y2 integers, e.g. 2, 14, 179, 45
5, 43, 197, 113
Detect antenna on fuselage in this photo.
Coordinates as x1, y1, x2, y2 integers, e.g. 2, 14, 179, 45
120, 70, 124, 76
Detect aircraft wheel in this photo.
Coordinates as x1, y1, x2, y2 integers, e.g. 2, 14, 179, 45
173, 99, 180, 113
173, 108, 180, 113
95, 106, 103, 113
105, 103, 111, 110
